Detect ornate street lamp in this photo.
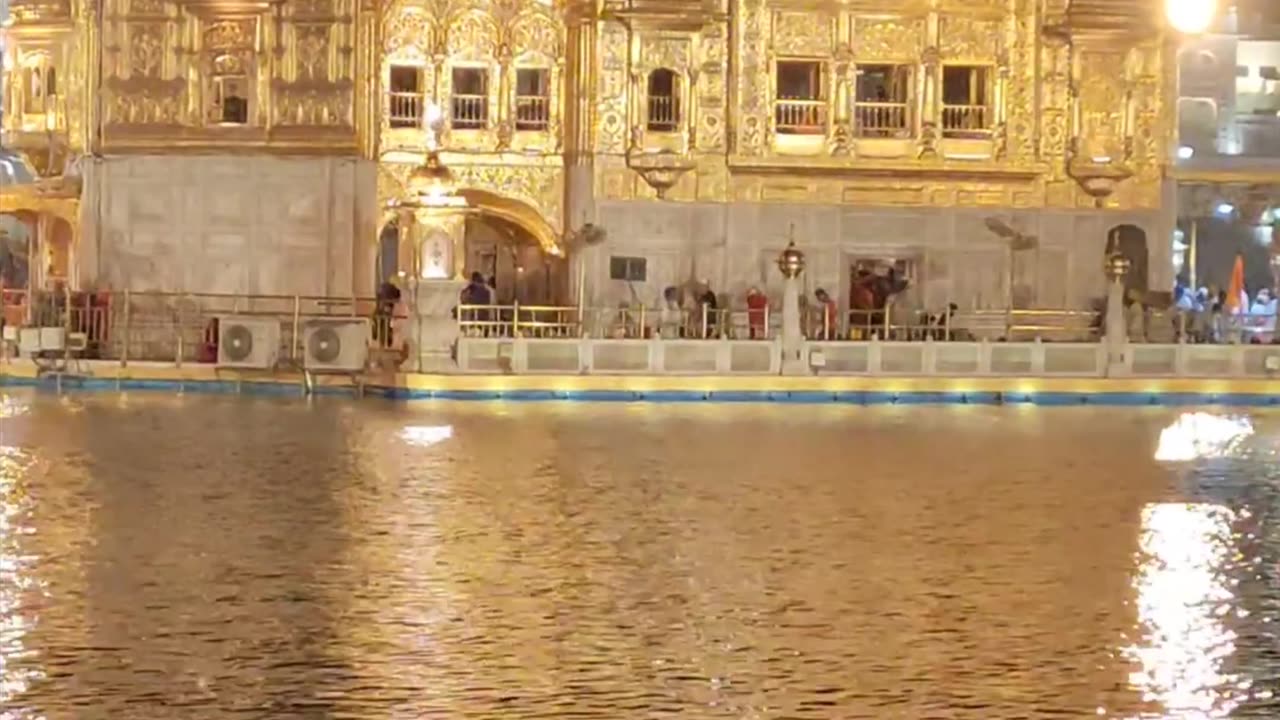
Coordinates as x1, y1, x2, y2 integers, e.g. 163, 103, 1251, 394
776, 238, 805, 280
387, 103, 470, 280
1105, 252, 1132, 284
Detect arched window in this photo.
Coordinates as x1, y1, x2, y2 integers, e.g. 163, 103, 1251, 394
646, 68, 679, 132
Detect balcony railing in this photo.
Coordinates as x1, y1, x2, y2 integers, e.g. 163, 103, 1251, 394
387, 92, 423, 129
647, 95, 678, 131
854, 102, 910, 137
941, 104, 991, 137
515, 96, 549, 131
775, 99, 827, 134
451, 94, 488, 129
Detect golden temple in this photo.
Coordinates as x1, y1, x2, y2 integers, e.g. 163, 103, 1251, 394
0, 0, 1246, 310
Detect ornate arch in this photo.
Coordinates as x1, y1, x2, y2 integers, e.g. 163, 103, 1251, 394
376, 165, 562, 255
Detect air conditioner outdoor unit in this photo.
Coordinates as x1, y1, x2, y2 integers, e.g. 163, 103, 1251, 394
302, 318, 370, 372
18, 327, 65, 355
216, 315, 280, 369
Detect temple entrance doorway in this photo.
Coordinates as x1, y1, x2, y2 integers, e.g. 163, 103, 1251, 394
375, 219, 402, 287
0, 213, 34, 292
0, 211, 72, 291
462, 214, 567, 307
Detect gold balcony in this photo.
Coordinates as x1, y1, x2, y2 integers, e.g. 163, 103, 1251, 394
450, 94, 488, 130
388, 92, 424, 129
941, 104, 992, 139
854, 102, 911, 138
515, 96, 550, 131
774, 100, 826, 135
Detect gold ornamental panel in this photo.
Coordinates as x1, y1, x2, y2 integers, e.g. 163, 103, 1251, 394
851, 16, 924, 62
91, 0, 365, 153
772, 11, 834, 57
939, 17, 1000, 61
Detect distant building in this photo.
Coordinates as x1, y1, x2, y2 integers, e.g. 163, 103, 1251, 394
1173, 0, 1280, 294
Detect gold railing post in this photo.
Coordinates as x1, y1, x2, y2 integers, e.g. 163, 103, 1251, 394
175, 294, 185, 367
121, 289, 131, 366
512, 302, 520, 337
638, 304, 646, 339
291, 295, 302, 361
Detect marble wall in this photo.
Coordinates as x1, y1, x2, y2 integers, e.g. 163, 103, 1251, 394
589, 197, 1174, 312
80, 155, 379, 297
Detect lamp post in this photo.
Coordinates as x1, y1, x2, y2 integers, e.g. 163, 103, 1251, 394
1104, 253, 1132, 375
386, 103, 472, 372
775, 231, 807, 375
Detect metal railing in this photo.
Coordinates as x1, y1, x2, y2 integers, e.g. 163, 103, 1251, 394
388, 92, 424, 128
647, 95, 678, 131
456, 303, 1107, 344
451, 94, 488, 129
515, 95, 549, 130
854, 102, 910, 137
775, 100, 826, 134
941, 104, 991, 137
457, 304, 778, 341
0, 289, 400, 366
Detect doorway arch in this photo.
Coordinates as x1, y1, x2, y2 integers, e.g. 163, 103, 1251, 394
376, 218, 402, 287
0, 213, 35, 290
462, 214, 567, 306
1106, 224, 1149, 295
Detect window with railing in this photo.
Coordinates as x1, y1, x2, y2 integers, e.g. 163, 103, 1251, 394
515, 68, 551, 131
775, 60, 826, 134
646, 69, 680, 132
451, 67, 489, 129
941, 65, 992, 138
854, 64, 912, 137
388, 64, 423, 128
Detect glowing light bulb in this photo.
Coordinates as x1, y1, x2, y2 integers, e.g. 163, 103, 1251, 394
1165, 0, 1217, 34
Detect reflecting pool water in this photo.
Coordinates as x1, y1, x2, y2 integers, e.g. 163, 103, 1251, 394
0, 391, 1278, 719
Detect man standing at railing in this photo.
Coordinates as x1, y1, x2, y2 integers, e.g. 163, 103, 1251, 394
746, 286, 768, 339
697, 283, 718, 339
814, 288, 838, 340
373, 282, 400, 348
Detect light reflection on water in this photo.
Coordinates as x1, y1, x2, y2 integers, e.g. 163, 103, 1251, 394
0, 393, 1278, 718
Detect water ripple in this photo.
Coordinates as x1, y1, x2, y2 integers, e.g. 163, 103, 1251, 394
0, 394, 1278, 718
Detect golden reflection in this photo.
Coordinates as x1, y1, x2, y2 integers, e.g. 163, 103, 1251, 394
1124, 503, 1242, 719
1154, 413, 1253, 462
0, 396, 28, 419
0, 446, 42, 706
398, 424, 454, 447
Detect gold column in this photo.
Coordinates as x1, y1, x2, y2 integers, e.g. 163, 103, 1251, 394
564, 17, 596, 163
83, 0, 103, 154
920, 12, 941, 131
355, 0, 382, 159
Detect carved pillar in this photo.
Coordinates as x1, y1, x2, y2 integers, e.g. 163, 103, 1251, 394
563, 13, 598, 238
83, 0, 103, 154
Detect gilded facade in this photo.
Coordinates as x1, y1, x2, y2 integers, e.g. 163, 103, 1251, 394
2, 0, 1183, 310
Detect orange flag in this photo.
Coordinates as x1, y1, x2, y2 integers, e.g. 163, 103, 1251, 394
1225, 254, 1245, 313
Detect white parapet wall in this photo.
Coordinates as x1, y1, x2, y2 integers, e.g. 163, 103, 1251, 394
456, 337, 1280, 379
